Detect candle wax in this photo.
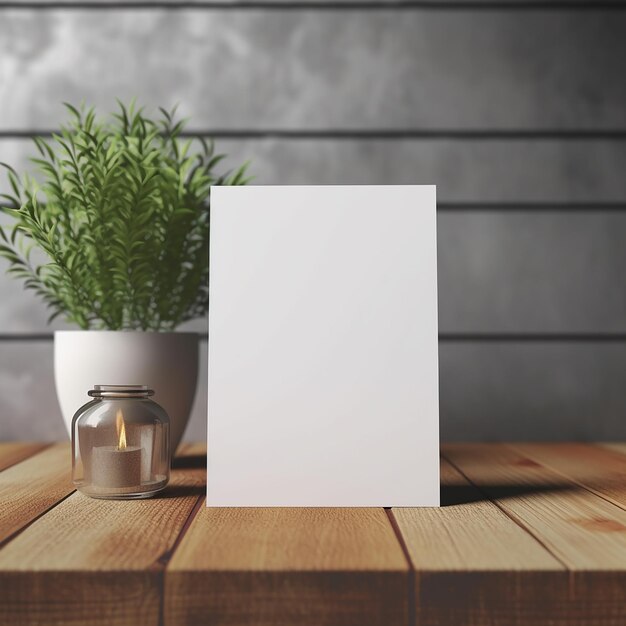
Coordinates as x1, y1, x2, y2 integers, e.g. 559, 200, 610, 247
92, 445, 142, 489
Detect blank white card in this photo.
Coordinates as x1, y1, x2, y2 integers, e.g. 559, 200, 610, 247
208, 186, 439, 506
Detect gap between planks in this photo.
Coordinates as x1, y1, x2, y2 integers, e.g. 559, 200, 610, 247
165, 506, 410, 625
505, 443, 626, 511
0, 442, 207, 626
443, 444, 626, 570
385, 508, 416, 626
392, 446, 626, 626
3, 443, 625, 626
156, 444, 207, 626
0, 442, 74, 551
440, 451, 572, 569
0, 443, 75, 548
390, 457, 566, 626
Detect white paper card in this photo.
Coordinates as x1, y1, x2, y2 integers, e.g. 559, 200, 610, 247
208, 185, 439, 506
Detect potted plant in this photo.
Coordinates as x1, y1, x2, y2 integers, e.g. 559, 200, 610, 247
0, 102, 249, 449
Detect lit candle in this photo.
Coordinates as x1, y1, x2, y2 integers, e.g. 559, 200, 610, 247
91, 409, 141, 489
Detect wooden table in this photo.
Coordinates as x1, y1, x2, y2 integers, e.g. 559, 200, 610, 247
0, 443, 625, 626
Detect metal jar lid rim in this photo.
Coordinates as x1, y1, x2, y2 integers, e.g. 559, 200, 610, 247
88, 385, 155, 398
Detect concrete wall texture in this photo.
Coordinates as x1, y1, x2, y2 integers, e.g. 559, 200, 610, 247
1, 3, 626, 441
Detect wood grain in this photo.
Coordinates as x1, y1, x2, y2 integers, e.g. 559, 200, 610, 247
442, 444, 626, 625
600, 443, 626, 457
2, 443, 626, 625
0, 443, 205, 626
444, 444, 626, 569
0, 442, 48, 472
509, 443, 626, 509
395, 460, 567, 626
165, 507, 409, 626
392, 459, 626, 626
0, 443, 73, 545
393, 460, 561, 571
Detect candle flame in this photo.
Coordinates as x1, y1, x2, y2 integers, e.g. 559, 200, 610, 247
116, 409, 127, 450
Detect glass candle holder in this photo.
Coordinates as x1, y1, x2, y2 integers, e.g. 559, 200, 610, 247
72, 385, 170, 499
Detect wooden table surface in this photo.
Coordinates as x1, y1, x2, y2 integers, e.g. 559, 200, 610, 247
0, 442, 625, 626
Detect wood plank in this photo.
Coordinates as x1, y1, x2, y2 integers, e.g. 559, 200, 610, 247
1, 11, 625, 131
165, 507, 409, 626
0, 444, 205, 626
444, 444, 626, 569
0, 443, 73, 545
8, 208, 626, 337
509, 443, 626, 509
393, 460, 563, 570
442, 444, 626, 625
0, 442, 48, 472
443, 444, 626, 626
393, 459, 572, 626
600, 443, 626, 457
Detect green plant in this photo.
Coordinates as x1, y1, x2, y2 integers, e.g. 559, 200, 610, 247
0, 102, 250, 330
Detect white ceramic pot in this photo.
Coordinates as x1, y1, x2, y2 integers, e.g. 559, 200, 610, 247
54, 331, 199, 451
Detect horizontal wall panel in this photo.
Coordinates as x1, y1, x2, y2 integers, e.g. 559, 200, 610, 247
217, 139, 626, 202
1, 1, 617, 5
2, 212, 626, 334
439, 342, 626, 441
0, 341, 208, 441
1, 10, 625, 130
0, 343, 63, 440
437, 212, 626, 334
1, 140, 626, 333
3, 138, 626, 203
2, 340, 626, 441
0, 283, 208, 333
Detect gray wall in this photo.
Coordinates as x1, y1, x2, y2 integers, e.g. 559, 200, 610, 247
1, 4, 626, 441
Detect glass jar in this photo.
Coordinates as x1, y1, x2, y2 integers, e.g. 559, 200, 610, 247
72, 385, 170, 499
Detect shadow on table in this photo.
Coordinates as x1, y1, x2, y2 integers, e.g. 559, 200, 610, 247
168, 451, 577, 506
156, 483, 206, 499
150, 453, 207, 499
172, 454, 207, 470
441, 482, 575, 506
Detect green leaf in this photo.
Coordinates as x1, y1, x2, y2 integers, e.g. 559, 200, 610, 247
0, 100, 251, 330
